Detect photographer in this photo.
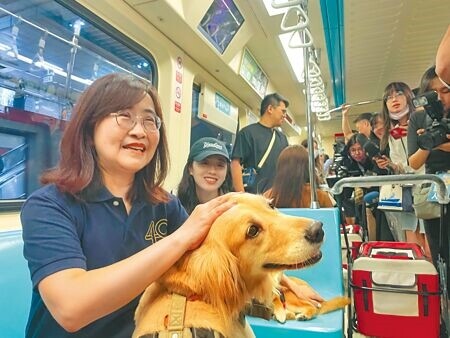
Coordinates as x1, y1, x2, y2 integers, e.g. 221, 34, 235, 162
408, 66, 450, 283
333, 134, 390, 238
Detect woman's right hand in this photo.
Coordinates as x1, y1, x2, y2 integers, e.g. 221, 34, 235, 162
179, 192, 238, 250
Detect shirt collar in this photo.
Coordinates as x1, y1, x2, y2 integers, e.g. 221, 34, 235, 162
80, 183, 116, 202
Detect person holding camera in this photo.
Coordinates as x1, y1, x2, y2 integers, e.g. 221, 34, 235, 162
374, 82, 429, 253
408, 65, 450, 277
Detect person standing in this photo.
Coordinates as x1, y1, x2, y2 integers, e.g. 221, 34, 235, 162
374, 82, 429, 255
231, 93, 289, 193
408, 66, 450, 277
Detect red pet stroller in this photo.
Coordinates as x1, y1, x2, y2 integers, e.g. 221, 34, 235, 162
333, 174, 449, 338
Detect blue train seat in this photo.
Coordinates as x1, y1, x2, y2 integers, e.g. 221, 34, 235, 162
248, 207, 345, 337
0, 209, 344, 338
0, 230, 31, 338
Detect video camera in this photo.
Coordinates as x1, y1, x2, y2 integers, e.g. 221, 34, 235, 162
356, 133, 381, 160
413, 91, 449, 151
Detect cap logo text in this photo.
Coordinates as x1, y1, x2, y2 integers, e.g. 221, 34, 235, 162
203, 141, 223, 150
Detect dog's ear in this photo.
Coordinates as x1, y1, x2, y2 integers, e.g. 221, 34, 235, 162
162, 241, 246, 318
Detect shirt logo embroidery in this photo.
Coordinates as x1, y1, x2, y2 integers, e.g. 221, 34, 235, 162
145, 218, 168, 243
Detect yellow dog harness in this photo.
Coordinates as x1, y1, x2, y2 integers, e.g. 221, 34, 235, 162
138, 293, 225, 338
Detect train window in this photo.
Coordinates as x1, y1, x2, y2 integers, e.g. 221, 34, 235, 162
240, 49, 268, 98
198, 0, 244, 54
0, 0, 156, 204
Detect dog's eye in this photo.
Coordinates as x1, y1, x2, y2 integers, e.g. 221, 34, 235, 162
268, 200, 275, 209
246, 224, 260, 238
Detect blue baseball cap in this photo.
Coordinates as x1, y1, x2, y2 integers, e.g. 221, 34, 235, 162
188, 137, 230, 162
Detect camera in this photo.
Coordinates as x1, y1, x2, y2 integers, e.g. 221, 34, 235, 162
413, 91, 450, 151
356, 133, 381, 159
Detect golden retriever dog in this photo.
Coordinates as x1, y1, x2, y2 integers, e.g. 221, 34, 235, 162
133, 193, 325, 338
271, 274, 350, 323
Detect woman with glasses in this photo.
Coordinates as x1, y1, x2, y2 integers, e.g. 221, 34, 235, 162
374, 82, 429, 256
20, 73, 235, 337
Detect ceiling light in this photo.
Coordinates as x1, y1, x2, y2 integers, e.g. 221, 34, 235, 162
278, 32, 304, 83
262, 0, 288, 16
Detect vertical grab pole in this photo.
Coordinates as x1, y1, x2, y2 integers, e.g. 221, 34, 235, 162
274, 0, 320, 207
304, 46, 319, 208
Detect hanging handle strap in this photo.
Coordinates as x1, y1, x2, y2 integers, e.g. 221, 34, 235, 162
257, 130, 276, 169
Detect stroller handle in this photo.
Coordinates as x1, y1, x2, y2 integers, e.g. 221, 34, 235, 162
330, 174, 450, 205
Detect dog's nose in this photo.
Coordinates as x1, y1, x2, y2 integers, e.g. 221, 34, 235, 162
305, 221, 324, 243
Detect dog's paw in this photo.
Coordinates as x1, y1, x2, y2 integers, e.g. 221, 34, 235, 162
294, 312, 313, 321
273, 309, 286, 323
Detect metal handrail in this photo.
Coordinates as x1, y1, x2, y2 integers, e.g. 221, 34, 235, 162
330, 174, 450, 205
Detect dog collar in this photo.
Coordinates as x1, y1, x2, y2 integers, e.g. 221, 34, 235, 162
244, 299, 274, 320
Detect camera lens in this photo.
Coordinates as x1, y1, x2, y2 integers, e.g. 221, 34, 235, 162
418, 125, 448, 151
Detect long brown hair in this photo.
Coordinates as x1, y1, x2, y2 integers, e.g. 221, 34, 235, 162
269, 145, 315, 208
41, 73, 170, 203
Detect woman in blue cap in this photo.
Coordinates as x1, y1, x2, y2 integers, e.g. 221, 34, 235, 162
177, 137, 233, 214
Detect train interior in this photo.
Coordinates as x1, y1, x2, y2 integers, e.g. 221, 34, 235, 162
0, 0, 449, 337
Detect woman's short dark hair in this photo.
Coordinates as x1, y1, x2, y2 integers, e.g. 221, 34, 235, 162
41, 73, 170, 203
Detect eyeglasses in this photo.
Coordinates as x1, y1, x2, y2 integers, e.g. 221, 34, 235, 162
385, 91, 405, 102
111, 110, 162, 133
